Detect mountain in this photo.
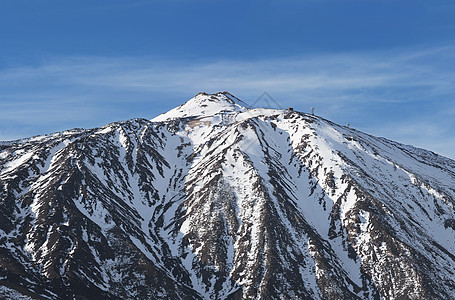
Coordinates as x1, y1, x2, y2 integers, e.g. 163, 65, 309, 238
1, 91, 455, 299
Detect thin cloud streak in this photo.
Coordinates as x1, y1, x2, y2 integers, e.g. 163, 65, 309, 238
1, 48, 454, 101
0, 45, 454, 158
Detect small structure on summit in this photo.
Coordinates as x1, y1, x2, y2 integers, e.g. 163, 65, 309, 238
286, 107, 293, 111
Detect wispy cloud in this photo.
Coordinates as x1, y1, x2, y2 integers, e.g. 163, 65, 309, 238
0, 45, 454, 157
2, 47, 454, 102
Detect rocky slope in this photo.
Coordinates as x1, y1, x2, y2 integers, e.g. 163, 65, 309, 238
1, 92, 454, 299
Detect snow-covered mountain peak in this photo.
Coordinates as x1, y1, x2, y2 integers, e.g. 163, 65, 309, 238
2, 93, 455, 299
152, 91, 249, 122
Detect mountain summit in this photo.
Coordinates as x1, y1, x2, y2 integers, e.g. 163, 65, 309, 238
1, 92, 455, 299
152, 92, 249, 122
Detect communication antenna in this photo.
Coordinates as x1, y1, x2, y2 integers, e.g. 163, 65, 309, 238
311, 107, 315, 115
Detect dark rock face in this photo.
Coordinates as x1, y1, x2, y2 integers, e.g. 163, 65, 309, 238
1, 92, 455, 299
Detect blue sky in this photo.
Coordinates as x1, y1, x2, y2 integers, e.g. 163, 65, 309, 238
1, 0, 455, 158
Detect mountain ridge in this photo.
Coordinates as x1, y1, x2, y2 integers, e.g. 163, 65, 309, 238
1, 92, 454, 299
